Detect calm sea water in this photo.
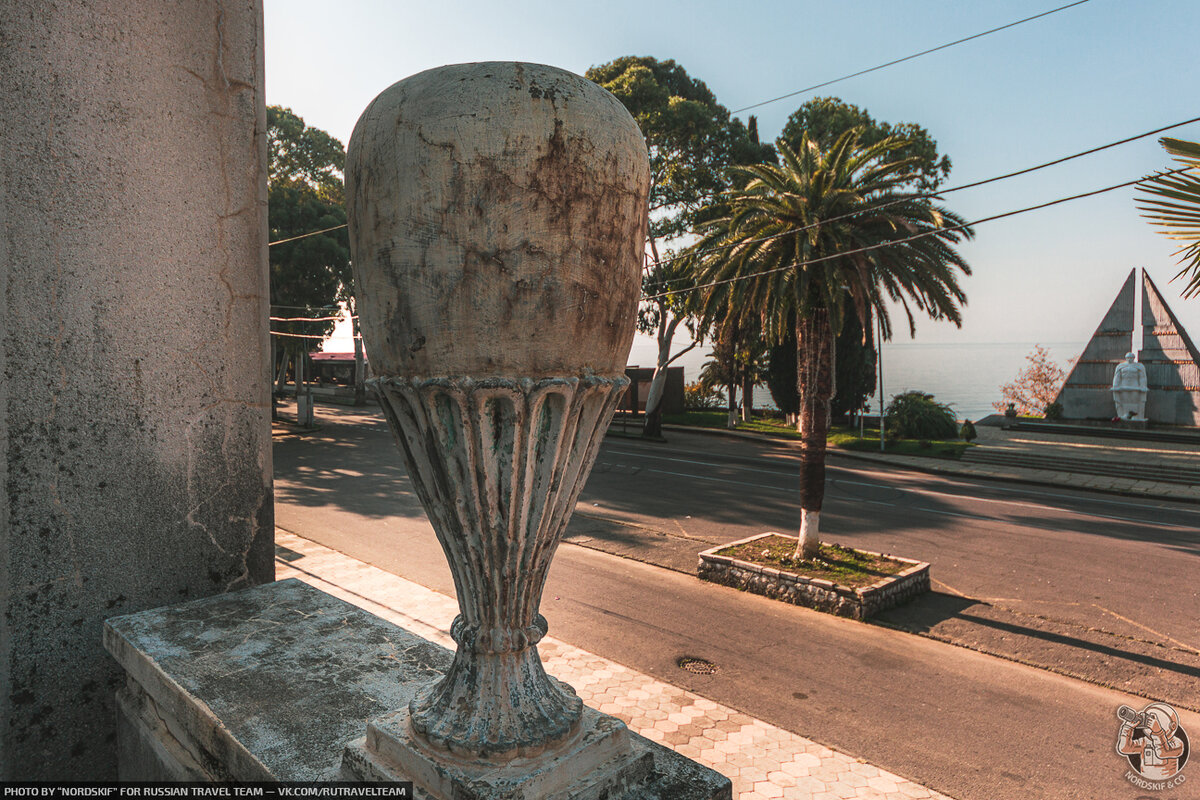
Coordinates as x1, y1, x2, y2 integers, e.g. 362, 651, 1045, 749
626, 339, 1085, 422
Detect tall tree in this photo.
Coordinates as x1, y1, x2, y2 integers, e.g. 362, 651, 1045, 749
766, 315, 799, 425
693, 133, 972, 558
781, 97, 951, 191
767, 303, 876, 425
268, 105, 347, 203
1137, 137, 1200, 298
586, 57, 773, 438
699, 315, 769, 427
698, 318, 743, 429
831, 310, 876, 423
267, 107, 352, 394
777, 97, 943, 424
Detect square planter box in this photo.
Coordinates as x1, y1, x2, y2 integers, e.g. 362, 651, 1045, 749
697, 532, 930, 620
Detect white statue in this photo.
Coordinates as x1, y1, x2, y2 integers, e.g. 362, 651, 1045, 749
1111, 352, 1148, 420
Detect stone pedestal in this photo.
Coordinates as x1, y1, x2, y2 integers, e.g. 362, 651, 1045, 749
104, 579, 730, 799
343, 707, 654, 800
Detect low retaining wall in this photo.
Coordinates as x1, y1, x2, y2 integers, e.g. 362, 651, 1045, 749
697, 533, 930, 620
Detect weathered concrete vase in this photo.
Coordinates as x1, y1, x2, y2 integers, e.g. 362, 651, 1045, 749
345, 62, 649, 763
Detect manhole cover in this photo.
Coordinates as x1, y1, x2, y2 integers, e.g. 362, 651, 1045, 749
677, 656, 718, 674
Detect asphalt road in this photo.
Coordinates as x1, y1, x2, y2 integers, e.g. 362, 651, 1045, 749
273, 405, 1200, 800
580, 429, 1200, 711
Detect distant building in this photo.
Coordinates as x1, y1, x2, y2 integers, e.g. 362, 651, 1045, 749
623, 366, 685, 415
309, 351, 363, 386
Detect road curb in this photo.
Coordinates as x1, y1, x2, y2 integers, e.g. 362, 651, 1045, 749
627, 422, 1200, 506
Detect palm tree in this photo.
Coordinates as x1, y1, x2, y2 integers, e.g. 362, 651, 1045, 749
698, 314, 770, 428
691, 132, 972, 558
1137, 137, 1200, 298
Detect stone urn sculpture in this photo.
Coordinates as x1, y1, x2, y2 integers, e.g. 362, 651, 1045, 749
343, 62, 650, 793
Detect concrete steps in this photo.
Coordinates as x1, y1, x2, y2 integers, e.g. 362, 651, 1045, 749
961, 447, 1200, 486
1008, 420, 1200, 445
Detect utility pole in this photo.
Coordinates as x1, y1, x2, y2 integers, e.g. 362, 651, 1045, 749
351, 298, 366, 406
877, 311, 885, 452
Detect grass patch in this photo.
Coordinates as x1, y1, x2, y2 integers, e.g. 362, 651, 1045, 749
656, 413, 970, 458
828, 428, 971, 460
662, 411, 805, 439
716, 534, 909, 590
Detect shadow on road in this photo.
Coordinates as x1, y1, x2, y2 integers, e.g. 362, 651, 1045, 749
274, 408, 426, 521
876, 591, 982, 629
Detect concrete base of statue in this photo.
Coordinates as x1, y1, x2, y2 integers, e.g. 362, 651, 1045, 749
103, 579, 730, 799
342, 706, 655, 799
1112, 388, 1148, 422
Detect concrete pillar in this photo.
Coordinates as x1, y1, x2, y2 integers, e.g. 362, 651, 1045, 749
0, 1, 272, 779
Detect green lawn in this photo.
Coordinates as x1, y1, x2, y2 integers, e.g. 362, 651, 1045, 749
655, 410, 972, 459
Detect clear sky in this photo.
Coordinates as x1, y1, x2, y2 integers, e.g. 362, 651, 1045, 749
264, 0, 1200, 351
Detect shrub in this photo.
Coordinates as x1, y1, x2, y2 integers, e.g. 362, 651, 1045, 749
960, 419, 977, 442
1043, 401, 1063, 420
886, 391, 958, 440
684, 381, 725, 411
994, 345, 1068, 415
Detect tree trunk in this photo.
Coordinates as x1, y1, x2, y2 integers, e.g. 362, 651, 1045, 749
741, 375, 753, 422
296, 349, 313, 427
641, 314, 676, 440
794, 308, 835, 560
275, 347, 291, 393
726, 381, 737, 428
642, 367, 667, 439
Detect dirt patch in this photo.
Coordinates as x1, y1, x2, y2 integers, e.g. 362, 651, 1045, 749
716, 534, 911, 590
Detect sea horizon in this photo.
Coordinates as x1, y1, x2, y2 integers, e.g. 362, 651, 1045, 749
626, 339, 1088, 423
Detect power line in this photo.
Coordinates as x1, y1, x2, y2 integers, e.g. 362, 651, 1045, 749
270, 315, 351, 322
268, 169, 1187, 343
266, 97, 1200, 306
647, 114, 1200, 279
644, 167, 1187, 303
271, 330, 362, 340
944, 115, 1200, 195
731, 0, 1092, 115
269, 223, 347, 247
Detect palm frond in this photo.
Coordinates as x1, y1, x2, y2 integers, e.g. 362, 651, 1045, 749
1137, 137, 1200, 298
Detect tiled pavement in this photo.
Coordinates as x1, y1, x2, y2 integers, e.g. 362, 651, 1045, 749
275, 529, 952, 800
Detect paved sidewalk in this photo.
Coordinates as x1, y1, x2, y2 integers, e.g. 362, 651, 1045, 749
664, 422, 1200, 503
275, 530, 952, 800
843, 423, 1200, 502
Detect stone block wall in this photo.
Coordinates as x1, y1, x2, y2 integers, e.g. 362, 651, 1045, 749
697, 535, 930, 620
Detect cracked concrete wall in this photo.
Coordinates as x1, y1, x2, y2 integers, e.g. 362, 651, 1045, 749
0, 1, 273, 778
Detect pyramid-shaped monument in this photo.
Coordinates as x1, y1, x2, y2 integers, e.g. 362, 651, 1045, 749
1141, 271, 1200, 425
1055, 269, 1135, 419
1056, 268, 1200, 425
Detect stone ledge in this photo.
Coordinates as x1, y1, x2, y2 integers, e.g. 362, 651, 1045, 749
104, 579, 730, 799
697, 533, 930, 620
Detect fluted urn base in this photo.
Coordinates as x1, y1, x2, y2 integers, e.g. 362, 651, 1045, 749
409, 614, 582, 758
371, 374, 627, 759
